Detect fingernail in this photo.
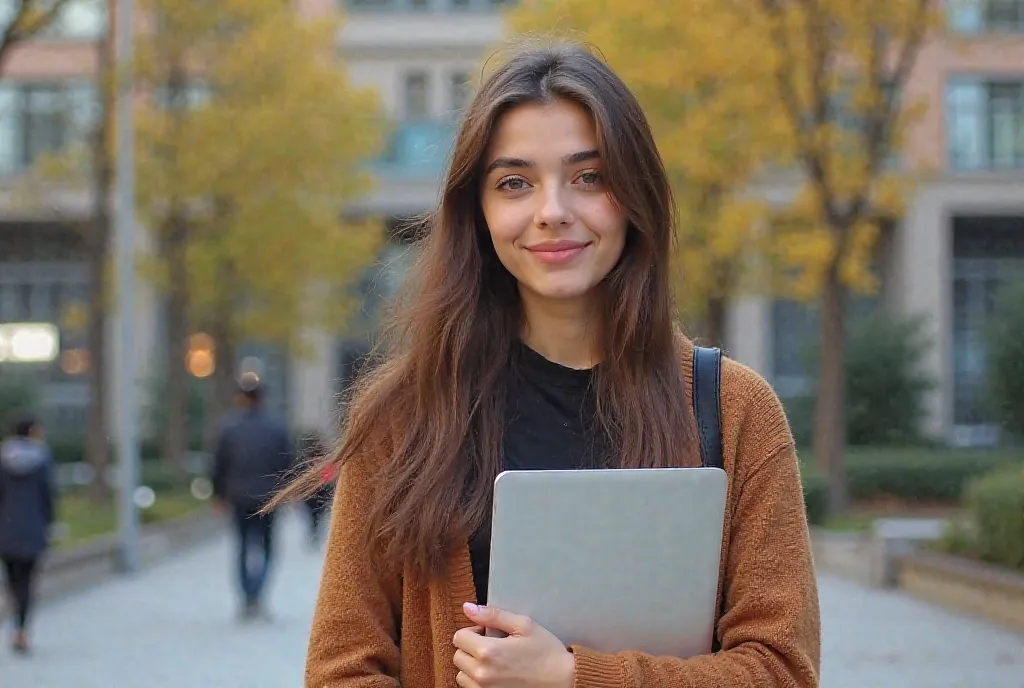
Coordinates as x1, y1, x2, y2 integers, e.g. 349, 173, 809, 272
464, 602, 480, 614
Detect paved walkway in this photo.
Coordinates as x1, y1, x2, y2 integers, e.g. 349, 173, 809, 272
2, 511, 1023, 687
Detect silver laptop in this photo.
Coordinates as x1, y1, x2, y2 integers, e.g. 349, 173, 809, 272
486, 467, 727, 659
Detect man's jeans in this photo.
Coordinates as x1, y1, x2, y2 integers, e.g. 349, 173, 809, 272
233, 504, 275, 604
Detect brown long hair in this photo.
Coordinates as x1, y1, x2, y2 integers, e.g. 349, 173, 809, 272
273, 39, 698, 579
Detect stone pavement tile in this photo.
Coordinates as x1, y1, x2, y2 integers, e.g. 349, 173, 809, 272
4, 515, 1024, 688
0, 508, 323, 688
819, 573, 1024, 688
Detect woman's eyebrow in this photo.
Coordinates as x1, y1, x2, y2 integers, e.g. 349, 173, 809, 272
484, 149, 600, 175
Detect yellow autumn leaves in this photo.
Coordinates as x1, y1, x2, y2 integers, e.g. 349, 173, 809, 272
507, 0, 937, 330
130, 0, 386, 352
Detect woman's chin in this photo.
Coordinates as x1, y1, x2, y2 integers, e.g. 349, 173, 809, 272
520, 279, 598, 304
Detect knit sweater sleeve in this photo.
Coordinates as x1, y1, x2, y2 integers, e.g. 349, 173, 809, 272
305, 452, 403, 687
568, 372, 821, 688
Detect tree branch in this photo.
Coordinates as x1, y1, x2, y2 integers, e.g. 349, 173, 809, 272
759, 0, 840, 225
845, 0, 931, 240
864, 0, 931, 175
0, 0, 73, 75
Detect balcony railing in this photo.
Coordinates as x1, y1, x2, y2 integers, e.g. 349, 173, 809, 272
372, 120, 458, 179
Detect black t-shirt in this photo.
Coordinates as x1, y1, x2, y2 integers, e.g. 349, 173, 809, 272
468, 341, 611, 603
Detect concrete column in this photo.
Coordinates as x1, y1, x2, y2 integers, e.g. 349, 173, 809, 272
725, 295, 772, 377
890, 187, 952, 441
288, 327, 338, 442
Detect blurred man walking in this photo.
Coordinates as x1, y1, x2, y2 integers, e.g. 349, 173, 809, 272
211, 373, 293, 621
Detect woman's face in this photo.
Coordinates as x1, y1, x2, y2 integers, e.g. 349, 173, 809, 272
480, 98, 627, 306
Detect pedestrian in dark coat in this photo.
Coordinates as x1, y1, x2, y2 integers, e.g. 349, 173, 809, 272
0, 415, 56, 654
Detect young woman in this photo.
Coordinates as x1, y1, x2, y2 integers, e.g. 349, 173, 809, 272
0, 415, 55, 655
278, 41, 820, 687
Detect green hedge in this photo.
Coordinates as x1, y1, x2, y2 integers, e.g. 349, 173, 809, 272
47, 435, 164, 465
799, 448, 1024, 522
801, 472, 829, 526
844, 451, 1021, 503
785, 312, 936, 448
963, 465, 1024, 570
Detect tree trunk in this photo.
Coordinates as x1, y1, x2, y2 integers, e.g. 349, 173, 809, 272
84, 35, 114, 503
704, 295, 728, 350
160, 64, 189, 472
813, 266, 848, 514
162, 215, 189, 472
205, 311, 237, 451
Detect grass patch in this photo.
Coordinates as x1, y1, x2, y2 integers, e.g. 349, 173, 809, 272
822, 512, 875, 532
54, 487, 208, 549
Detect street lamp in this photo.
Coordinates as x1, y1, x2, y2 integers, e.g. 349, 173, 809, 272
113, 0, 141, 573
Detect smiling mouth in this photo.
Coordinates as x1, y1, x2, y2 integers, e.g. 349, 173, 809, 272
525, 241, 591, 265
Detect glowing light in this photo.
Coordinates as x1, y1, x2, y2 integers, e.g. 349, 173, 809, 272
133, 486, 156, 509
239, 356, 263, 376
187, 350, 215, 378
188, 332, 215, 353
60, 348, 90, 375
190, 477, 214, 501
0, 323, 59, 363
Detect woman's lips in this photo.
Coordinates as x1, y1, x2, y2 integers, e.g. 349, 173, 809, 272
525, 241, 590, 265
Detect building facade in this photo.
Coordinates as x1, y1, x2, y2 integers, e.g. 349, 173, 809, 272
728, 8, 1024, 446
2, 0, 1022, 446
288, 0, 509, 438
0, 0, 165, 439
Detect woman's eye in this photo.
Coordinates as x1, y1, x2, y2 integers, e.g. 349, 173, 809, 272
497, 176, 528, 191
577, 171, 601, 186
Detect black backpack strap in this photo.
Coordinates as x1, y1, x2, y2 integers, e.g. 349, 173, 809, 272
692, 346, 723, 470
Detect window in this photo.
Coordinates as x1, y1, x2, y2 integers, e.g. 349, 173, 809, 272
951, 217, 1024, 436
402, 71, 431, 120
986, 0, 1024, 29
449, 70, 472, 115
0, 224, 91, 423
946, 79, 1024, 170
947, 0, 1024, 33
0, 81, 99, 176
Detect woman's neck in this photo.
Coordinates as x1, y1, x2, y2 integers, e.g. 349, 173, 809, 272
519, 291, 600, 370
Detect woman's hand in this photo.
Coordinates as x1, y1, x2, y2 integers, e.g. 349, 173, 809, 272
453, 602, 575, 688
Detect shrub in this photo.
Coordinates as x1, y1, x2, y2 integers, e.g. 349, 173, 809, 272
801, 471, 829, 526
987, 280, 1024, 440
783, 395, 815, 450
799, 448, 1024, 512
797, 312, 935, 447
145, 375, 210, 452
964, 465, 1024, 570
48, 434, 87, 464
844, 449, 1021, 503
0, 375, 38, 433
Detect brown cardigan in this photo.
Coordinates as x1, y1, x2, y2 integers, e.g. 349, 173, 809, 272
306, 339, 821, 687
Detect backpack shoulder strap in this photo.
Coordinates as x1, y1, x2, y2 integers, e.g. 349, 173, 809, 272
692, 345, 724, 470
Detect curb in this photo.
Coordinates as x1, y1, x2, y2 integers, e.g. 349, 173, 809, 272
896, 551, 1024, 634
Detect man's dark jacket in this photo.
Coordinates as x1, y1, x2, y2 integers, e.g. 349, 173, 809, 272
212, 409, 293, 509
